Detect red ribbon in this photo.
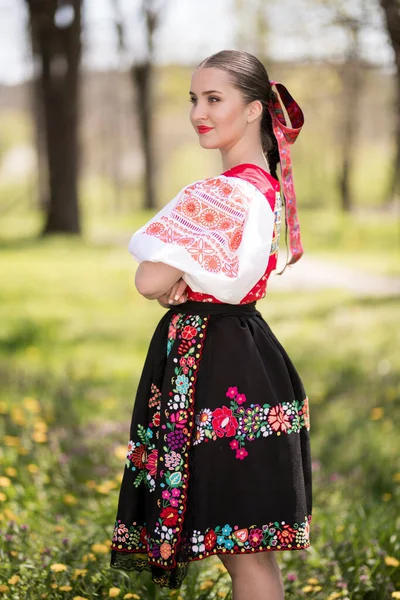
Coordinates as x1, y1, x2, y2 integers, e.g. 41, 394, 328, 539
268, 82, 304, 264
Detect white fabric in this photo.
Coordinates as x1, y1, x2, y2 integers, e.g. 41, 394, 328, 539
128, 175, 274, 304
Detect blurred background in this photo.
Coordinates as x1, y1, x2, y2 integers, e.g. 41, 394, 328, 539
0, 1, 399, 599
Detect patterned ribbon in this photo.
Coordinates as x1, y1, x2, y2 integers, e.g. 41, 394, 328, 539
268, 82, 304, 264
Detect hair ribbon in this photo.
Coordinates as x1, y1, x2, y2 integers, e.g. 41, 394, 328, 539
268, 81, 304, 264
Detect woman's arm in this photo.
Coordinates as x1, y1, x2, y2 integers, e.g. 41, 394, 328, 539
135, 261, 184, 300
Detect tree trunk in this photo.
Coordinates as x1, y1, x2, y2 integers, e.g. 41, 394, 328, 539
338, 58, 363, 212
27, 0, 82, 234
132, 61, 156, 210
380, 0, 400, 202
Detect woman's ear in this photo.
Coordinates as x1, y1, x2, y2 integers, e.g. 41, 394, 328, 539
247, 100, 263, 124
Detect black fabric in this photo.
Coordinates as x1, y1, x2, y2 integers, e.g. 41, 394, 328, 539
110, 301, 312, 588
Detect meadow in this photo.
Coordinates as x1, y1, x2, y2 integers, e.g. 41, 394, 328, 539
0, 204, 399, 600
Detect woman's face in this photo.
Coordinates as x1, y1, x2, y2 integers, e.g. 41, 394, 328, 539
189, 67, 250, 151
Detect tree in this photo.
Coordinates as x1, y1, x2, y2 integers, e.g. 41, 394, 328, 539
113, 0, 165, 210
380, 0, 400, 202
27, 0, 82, 234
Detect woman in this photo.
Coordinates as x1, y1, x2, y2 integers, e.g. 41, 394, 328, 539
110, 50, 312, 600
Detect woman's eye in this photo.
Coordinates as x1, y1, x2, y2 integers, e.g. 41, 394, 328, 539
189, 97, 197, 104
208, 97, 220, 103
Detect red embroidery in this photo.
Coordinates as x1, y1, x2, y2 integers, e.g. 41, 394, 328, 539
143, 178, 252, 278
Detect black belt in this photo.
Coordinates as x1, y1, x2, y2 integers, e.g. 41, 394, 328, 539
168, 300, 257, 316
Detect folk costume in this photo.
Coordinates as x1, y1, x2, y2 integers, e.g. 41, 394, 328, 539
110, 83, 312, 588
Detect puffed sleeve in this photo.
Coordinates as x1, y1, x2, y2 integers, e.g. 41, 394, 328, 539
128, 176, 275, 304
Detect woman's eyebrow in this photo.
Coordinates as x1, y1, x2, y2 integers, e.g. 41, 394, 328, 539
189, 90, 223, 96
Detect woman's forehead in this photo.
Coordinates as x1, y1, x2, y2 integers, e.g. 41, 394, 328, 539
190, 67, 233, 94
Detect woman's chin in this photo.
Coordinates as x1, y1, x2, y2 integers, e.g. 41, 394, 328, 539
198, 138, 218, 150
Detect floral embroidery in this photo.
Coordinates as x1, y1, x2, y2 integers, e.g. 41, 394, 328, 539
193, 386, 310, 458
143, 177, 253, 278
112, 515, 311, 560
112, 312, 209, 570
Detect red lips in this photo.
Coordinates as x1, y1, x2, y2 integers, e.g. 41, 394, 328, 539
197, 125, 214, 134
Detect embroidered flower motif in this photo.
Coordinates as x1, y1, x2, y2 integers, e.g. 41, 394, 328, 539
166, 430, 186, 451
229, 439, 239, 450
226, 387, 238, 399
170, 409, 188, 428
197, 409, 212, 426
175, 375, 189, 394
181, 325, 197, 340
179, 357, 187, 367
276, 524, 296, 545
268, 405, 291, 433
222, 524, 232, 537
191, 530, 206, 553
302, 397, 310, 429
145, 449, 158, 477
193, 428, 204, 446
171, 488, 180, 498
164, 451, 181, 470
224, 539, 234, 550
236, 448, 248, 460
167, 394, 187, 411
162, 490, 171, 500
160, 507, 179, 527
236, 393, 247, 405
152, 412, 160, 427
204, 529, 217, 550
200, 208, 219, 229
249, 528, 263, 547
130, 444, 147, 469
187, 357, 195, 367
160, 542, 172, 559
212, 407, 238, 438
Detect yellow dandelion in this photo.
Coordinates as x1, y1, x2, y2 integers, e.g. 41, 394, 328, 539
124, 595, 140, 600
95, 481, 117, 494
54, 525, 65, 532
18, 447, 29, 455
23, 396, 41, 413
91, 543, 109, 554
63, 494, 78, 506
32, 431, 47, 443
392, 592, 400, 599
302, 585, 314, 593
10, 551, 18, 557
307, 578, 319, 585
0, 492, 7, 502
217, 592, 226, 598
200, 580, 214, 590
385, 556, 400, 568
0, 477, 11, 488
314, 587, 322, 592
11, 407, 26, 426
4, 436, 19, 447
0, 585, 9, 593
393, 473, 400, 483
50, 563, 68, 572
73, 597, 89, 600
85, 480, 97, 489
51, 583, 58, 589
114, 445, 128, 460
5, 467, 17, 477
8, 575, 20, 585
78, 518, 87, 526
382, 493, 392, 502
59, 585, 73, 591
82, 552, 96, 562
27, 464, 39, 474
109, 588, 121, 598
327, 593, 342, 600
34, 420, 48, 432
0, 401, 8, 414
370, 407, 384, 420
73, 568, 87, 578
4, 508, 18, 521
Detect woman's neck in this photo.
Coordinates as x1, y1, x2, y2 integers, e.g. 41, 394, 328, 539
220, 141, 270, 174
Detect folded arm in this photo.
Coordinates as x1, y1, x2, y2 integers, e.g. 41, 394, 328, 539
135, 261, 185, 300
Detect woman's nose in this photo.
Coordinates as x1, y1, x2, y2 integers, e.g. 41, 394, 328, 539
191, 101, 208, 122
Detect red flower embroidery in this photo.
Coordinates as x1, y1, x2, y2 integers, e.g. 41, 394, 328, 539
236, 447, 248, 460
268, 405, 291, 433
160, 541, 172, 559
182, 325, 197, 340
145, 449, 158, 477
226, 386, 238, 399
302, 397, 310, 429
140, 526, 147, 544
160, 507, 179, 527
248, 528, 263, 547
204, 529, 217, 550
212, 406, 238, 438
152, 412, 160, 427
276, 524, 296, 545
130, 444, 147, 469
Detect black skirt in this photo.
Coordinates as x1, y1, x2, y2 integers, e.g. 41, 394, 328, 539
110, 301, 312, 588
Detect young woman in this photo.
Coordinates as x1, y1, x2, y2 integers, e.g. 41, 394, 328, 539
110, 50, 312, 600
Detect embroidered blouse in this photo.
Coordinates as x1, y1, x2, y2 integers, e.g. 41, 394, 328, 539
128, 163, 282, 305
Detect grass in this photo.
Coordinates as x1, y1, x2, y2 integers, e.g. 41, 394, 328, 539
0, 226, 399, 599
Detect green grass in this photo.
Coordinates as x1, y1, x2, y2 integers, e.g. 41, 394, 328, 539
0, 231, 399, 599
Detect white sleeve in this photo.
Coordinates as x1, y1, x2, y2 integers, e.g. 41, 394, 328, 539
128, 176, 274, 304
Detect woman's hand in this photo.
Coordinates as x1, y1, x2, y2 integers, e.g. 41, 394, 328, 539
157, 278, 188, 308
